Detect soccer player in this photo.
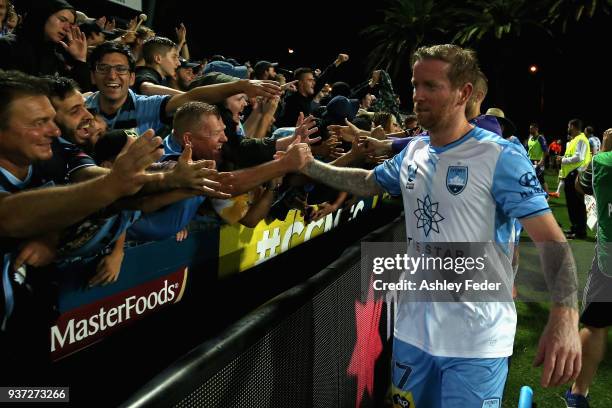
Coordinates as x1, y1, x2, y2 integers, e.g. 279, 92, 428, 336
292, 44, 581, 406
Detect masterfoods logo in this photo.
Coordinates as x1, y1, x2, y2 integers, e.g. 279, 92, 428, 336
50, 267, 188, 360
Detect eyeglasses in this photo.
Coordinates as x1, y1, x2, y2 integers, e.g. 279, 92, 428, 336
95, 64, 131, 75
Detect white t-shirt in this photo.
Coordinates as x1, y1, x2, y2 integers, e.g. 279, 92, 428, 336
374, 127, 550, 358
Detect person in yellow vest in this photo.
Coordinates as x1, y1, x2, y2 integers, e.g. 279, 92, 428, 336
557, 118, 591, 239
527, 123, 549, 193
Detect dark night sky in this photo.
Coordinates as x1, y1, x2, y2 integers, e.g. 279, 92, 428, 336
33, 0, 612, 140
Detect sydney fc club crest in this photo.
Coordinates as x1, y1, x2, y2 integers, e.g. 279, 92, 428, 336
446, 166, 468, 195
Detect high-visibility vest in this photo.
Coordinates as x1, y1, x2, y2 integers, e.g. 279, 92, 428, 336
560, 132, 591, 178
528, 136, 544, 161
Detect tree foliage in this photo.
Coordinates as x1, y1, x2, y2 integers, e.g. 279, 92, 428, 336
360, 0, 451, 77
362, 0, 610, 80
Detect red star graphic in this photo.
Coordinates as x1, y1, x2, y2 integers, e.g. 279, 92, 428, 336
347, 286, 384, 408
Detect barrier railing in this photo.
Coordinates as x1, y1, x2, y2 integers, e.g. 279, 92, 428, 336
120, 215, 405, 408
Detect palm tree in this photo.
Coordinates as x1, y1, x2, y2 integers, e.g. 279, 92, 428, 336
545, 0, 612, 32
451, 0, 552, 45
361, 0, 452, 78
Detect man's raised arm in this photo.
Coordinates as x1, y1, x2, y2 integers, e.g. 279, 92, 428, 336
0, 130, 164, 238
165, 80, 282, 114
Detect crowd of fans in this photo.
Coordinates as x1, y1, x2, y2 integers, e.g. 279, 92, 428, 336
0, 0, 411, 361
0, 2, 610, 404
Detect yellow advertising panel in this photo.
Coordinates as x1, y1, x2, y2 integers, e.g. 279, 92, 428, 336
218, 197, 379, 277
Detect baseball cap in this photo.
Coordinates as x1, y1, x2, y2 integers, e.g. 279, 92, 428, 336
254, 60, 278, 77
321, 96, 360, 124
203, 61, 248, 79
178, 57, 200, 69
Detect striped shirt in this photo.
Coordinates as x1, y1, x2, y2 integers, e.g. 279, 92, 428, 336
85, 89, 172, 135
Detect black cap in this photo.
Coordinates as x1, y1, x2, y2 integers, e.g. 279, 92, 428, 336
254, 60, 278, 77
178, 57, 200, 69
321, 96, 360, 125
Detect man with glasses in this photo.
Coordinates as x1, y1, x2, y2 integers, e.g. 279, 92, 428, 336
86, 42, 282, 136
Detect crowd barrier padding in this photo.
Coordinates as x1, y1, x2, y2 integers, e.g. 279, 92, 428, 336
120, 215, 407, 408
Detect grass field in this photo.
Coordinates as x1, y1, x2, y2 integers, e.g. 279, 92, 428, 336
503, 170, 612, 407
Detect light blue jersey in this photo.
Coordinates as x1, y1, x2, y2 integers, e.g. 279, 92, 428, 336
374, 127, 549, 358
506, 135, 527, 243
86, 90, 171, 135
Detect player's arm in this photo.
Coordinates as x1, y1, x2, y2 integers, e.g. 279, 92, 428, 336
301, 135, 405, 197
301, 159, 382, 197
520, 213, 581, 388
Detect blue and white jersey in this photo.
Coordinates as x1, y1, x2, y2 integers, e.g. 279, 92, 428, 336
374, 126, 549, 358
86, 90, 171, 135
589, 136, 601, 155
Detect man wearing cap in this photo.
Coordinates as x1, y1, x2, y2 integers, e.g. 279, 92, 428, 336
253, 60, 278, 80
168, 58, 199, 91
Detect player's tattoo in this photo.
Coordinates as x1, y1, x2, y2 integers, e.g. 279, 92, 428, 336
536, 241, 579, 309
302, 160, 383, 197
